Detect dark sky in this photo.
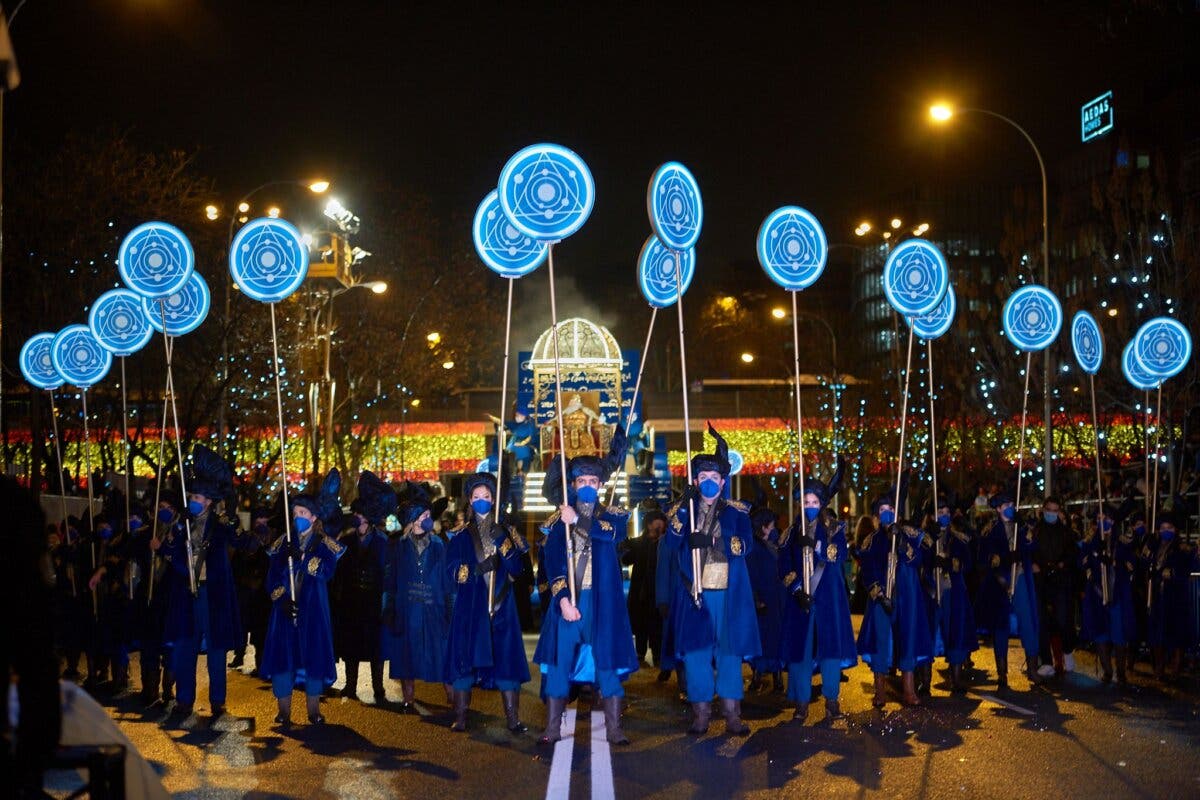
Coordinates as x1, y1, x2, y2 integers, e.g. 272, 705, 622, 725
7, 0, 1192, 338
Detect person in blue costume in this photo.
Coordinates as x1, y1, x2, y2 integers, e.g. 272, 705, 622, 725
160, 445, 255, 718
856, 472, 931, 707
534, 428, 636, 746
974, 491, 1042, 690
669, 423, 759, 736
491, 402, 538, 475
333, 471, 392, 704
1079, 507, 1136, 686
745, 506, 784, 694
261, 470, 345, 728
386, 479, 454, 710
780, 459, 857, 721
931, 500, 977, 693
1143, 511, 1198, 682
444, 472, 531, 733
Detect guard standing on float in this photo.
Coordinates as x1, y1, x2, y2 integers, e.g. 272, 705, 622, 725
534, 429, 637, 746
669, 424, 759, 736
443, 473, 531, 733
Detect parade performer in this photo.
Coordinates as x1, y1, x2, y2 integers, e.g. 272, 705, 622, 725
490, 403, 538, 475
534, 428, 637, 746
620, 509, 666, 673
231, 507, 273, 677
160, 445, 254, 717
86, 504, 132, 692
1079, 508, 1135, 685
332, 471, 391, 704
669, 424, 759, 736
386, 478, 453, 711
932, 499, 977, 692
1144, 511, 1198, 682
1032, 497, 1077, 678
261, 470, 345, 727
746, 506, 784, 694
444, 473, 531, 733
974, 492, 1042, 690
781, 462, 857, 721
132, 496, 174, 706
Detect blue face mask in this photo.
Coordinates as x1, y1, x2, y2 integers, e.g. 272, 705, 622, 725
804, 507, 820, 522
878, 509, 895, 526
293, 516, 312, 534
99, 525, 113, 540
1159, 528, 1175, 541
1002, 506, 1016, 521
471, 498, 493, 516
128, 517, 143, 532
937, 513, 951, 528
766, 528, 780, 544
420, 516, 435, 533
576, 485, 599, 505
698, 478, 721, 499
1101, 519, 1113, 532
1134, 524, 1145, 536
157, 508, 174, 524
1043, 512, 1058, 524
253, 522, 271, 537
187, 499, 204, 517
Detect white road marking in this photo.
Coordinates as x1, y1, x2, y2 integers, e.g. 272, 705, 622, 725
975, 693, 1037, 716
545, 707, 578, 800
590, 709, 615, 800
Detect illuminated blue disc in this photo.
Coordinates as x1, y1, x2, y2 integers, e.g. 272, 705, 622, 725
1001, 285, 1062, 352
1122, 339, 1160, 390
51, 324, 112, 388
1070, 311, 1103, 375
1132, 317, 1191, 380
728, 449, 744, 477
19, 333, 63, 391
472, 190, 548, 278
637, 235, 695, 308
883, 239, 949, 316
143, 272, 210, 337
908, 284, 956, 341
647, 162, 703, 251
118, 222, 195, 300
498, 143, 595, 242
229, 217, 309, 303
756, 206, 828, 291
89, 289, 154, 357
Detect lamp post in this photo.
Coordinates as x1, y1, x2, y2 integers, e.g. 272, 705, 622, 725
930, 103, 1054, 493
215, 179, 329, 458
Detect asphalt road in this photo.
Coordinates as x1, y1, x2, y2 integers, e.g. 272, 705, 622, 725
50, 628, 1200, 799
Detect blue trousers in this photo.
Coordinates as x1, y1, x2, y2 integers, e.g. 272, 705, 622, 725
172, 586, 227, 708
862, 603, 894, 675
682, 589, 744, 701
544, 590, 623, 699
787, 617, 842, 703
272, 671, 323, 699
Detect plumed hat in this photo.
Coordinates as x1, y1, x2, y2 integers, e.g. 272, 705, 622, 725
187, 444, 232, 501
353, 470, 398, 526
690, 422, 730, 479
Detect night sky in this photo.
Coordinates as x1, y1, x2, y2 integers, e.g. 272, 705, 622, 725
7, 0, 1192, 339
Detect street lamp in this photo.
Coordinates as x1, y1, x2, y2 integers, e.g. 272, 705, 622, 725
771, 307, 786, 320
929, 100, 1054, 493
740, 352, 755, 364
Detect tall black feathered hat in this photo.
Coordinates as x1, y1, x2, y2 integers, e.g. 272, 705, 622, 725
187, 444, 232, 501
398, 481, 434, 527
543, 425, 629, 506
795, 456, 846, 507
353, 470, 398, 526
690, 422, 730, 479
290, 468, 342, 531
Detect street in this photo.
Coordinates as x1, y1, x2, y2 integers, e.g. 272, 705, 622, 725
49, 627, 1200, 799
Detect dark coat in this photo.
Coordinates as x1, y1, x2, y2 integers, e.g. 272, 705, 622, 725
162, 510, 254, 652
332, 529, 388, 662
260, 529, 344, 685
667, 499, 761, 661
443, 519, 531, 687
533, 507, 639, 675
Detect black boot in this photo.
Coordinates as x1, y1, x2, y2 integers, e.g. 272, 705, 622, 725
1115, 646, 1129, 687
370, 661, 387, 706
688, 702, 711, 735
720, 698, 750, 736
602, 695, 629, 745
502, 689, 527, 733
1097, 643, 1114, 685
538, 696, 567, 745
950, 663, 966, 693
342, 662, 360, 699
996, 657, 1009, 692
450, 689, 470, 732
